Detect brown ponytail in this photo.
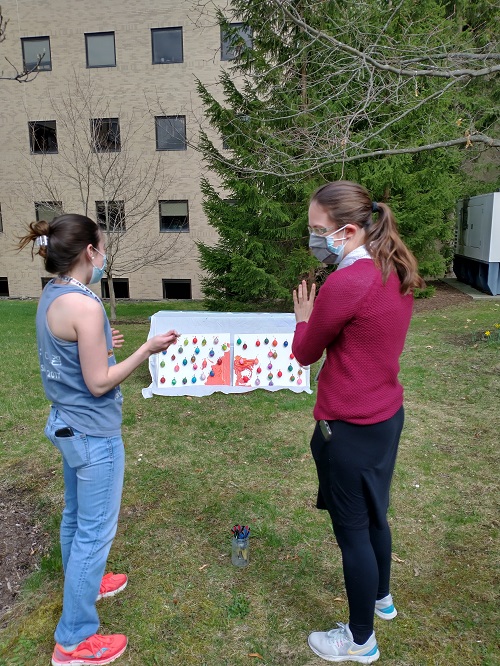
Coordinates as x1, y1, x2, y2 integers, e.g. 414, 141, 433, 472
366, 202, 425, 294
311, 181, 425, 294
18, 213, 101, 275
18, 220, 51, 260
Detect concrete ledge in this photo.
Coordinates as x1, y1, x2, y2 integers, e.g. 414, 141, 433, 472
440, 277, 500, 300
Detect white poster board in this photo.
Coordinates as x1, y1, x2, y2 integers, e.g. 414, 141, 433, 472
142, 311, 311, 398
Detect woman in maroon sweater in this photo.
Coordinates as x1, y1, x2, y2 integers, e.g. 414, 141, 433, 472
293, 180, 424, 664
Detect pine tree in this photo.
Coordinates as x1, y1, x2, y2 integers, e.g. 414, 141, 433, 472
196, 1, 498, 309
197, 4, 322, 310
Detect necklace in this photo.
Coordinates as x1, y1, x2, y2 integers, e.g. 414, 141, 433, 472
57, 275, 103, 305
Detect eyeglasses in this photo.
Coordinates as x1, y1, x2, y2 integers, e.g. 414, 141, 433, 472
307, 225, 337, 236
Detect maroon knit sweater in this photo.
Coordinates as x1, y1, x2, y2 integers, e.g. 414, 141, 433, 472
293, 259, 413, 425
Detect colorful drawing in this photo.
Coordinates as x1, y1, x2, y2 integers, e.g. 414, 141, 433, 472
157, 334, 231, 387
233, 355, 259, 386
154, 329, 309, 391
232, 334, 308, 388
206, 346, 231, 385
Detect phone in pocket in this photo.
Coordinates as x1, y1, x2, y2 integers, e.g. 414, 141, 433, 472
319, 419, 332, 442
55, 427, 75, 438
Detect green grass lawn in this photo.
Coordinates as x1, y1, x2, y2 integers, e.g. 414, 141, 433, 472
0, 297, 499, 666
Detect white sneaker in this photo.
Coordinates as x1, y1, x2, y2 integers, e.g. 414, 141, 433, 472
307, 622, 380, 663
375, 593, 397, 620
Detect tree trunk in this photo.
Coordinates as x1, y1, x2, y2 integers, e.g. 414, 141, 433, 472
108, 275, 117, 322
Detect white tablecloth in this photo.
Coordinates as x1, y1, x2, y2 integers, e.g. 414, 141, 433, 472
142, 311, 312, 398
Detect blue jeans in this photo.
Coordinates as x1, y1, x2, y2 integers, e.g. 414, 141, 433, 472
44, 407, 125, 646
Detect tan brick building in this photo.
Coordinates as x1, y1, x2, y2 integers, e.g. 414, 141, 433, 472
0, 0, 239, 300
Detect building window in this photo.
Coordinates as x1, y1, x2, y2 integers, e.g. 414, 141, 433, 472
0, 278, 9, 297
41, 277, 52, 289
151, 27, 183, 64
85, 32, 116, 68
221, 23, 252, 61
21, 36, 51, 71
96, 201, 125, 232
29, 120, 58, 154
35, 201, 63, 223
91, 118, 121, 152
159, 200, 189, 232
101, 278, 129, 299
155, 116, 186, 151
162, 279, 191, 299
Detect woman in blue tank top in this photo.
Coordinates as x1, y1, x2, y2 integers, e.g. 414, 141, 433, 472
19, 214, 179, 666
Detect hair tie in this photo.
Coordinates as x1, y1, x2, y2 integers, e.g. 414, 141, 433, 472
372, 202, 379, 213
35, 235, 49, 247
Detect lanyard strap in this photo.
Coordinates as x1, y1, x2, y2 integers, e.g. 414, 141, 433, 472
57, 275, 104, 307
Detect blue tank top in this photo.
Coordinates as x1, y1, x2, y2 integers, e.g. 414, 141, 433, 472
36, 280, 123, 436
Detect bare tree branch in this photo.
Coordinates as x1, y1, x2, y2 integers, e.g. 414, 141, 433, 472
0, 55, 42, 83
275, 0, 500, 78
0, 5, 7, 43
192, 0, 499, 177
0, 7, 43, 83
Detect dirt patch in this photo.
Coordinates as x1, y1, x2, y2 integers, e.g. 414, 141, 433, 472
0, 485, 50, 619
413, 280, 472, 314
0, 281, 473, 619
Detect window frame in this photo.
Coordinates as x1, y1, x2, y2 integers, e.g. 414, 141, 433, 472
95, 200, 125, 232
221, 22, 253, 61
29, 120, 58, 154
0, 277, 9, 297
155, 116, 187, 151
159, 200, 189, 233
21, 36, 52, 71
162, 279, 192, 300
151, 27, 184, 64
35, 201, 63, 223
101, 277, 130, 299
85, 31, 116, 69
90, 118, 121, 152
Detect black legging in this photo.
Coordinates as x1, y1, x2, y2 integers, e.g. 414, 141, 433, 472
333, 522, 392, 645
310, 407, 404, 646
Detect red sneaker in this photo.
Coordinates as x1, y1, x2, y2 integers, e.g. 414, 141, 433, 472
51, 633, 127, 665
97, 572, 128, 601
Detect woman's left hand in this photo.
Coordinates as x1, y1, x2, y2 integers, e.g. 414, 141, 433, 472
293, 280, 316, 323
111, 328, 125, 349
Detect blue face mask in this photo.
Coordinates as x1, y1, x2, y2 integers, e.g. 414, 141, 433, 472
89, 248, 107, 284
308, 225, 348, 265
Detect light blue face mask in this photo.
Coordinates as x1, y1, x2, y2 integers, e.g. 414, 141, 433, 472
89, 247, 107, 284
308, 225, 348, 265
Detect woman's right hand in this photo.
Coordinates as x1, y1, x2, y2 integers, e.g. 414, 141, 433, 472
147, 329, 180, 355
293, 280, 316, 323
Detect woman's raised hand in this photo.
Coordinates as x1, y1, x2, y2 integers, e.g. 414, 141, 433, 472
293, 280, 316, 323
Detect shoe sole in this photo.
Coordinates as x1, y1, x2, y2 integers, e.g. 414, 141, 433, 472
96, 580, 128, 601
51, 641, 127, 665
374, 606, 397, 620
307, 638, 380, 663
